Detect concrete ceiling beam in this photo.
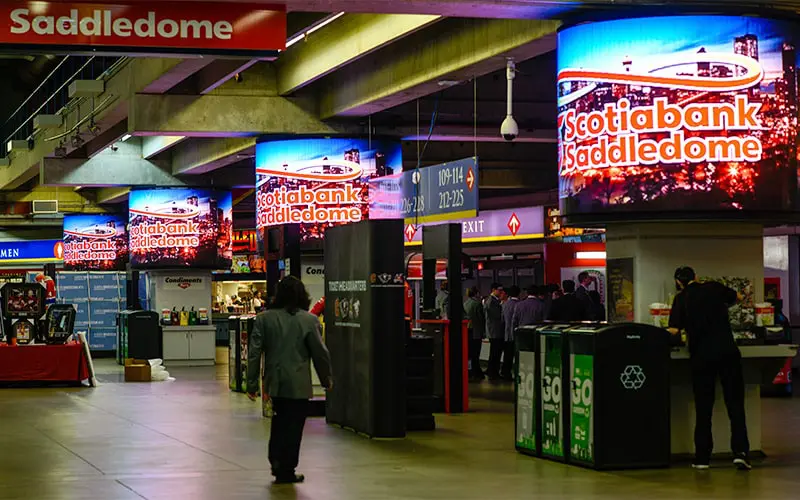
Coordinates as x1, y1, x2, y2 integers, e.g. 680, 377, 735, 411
317, 17, 559, 118
171, 137, 257, 176
95, 187, 131, 205
0, 57, 216, 190
129, 94, 351, 138
277, 13, 440, 95
284, 0, 571, 19
40, 139, 184, 188
142, 136, 187, 159
139, 58, 218, 94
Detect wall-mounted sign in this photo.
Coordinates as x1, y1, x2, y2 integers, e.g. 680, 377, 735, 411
404, 206, 544, 246
402, 157, 479, 224
63, 214, 128, 271
255, 138, 403, 242
0, 240, 63, 263
162, 276, 207, 291
1, 2, 286, 55
129, 188, 232, 269
558, 15, 799, 222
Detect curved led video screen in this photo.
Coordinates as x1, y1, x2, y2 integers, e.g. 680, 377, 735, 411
129, 188, 233, 269
63, 214, 128, 271
255, 138, 403, 242
557, 15, 799, 222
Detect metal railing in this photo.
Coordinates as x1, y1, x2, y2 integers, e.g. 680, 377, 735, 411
0, 55, 123, 155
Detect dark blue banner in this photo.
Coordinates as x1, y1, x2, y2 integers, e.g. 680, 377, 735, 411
0, 240, 63, 263
401, 157, 479, 224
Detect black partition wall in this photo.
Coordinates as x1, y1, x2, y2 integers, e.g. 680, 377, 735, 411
324, 219, 406, 438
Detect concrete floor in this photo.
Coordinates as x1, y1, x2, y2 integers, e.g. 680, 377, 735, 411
1, 357, 800, 500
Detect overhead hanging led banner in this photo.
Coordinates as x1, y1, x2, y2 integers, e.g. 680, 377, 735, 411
63, 214, 128, 271
129, 188, 233, 269
557, 15, 799, 221
255, 138, 403, 242
1, 2, 286, 55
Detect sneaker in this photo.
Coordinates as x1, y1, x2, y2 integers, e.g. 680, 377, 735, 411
274, 473, 305, 484
691, 462, 710, 470
733, 454, 752, 471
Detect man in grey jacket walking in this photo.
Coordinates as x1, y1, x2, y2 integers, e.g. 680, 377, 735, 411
247, 276, 333, 484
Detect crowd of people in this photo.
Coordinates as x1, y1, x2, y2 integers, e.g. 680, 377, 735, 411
463, 272, 604, 382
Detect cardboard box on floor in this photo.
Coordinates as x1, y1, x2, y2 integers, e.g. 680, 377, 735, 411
124, 359, 151, 382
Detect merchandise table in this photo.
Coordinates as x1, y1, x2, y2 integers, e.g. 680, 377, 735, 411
0, 343, 90, 386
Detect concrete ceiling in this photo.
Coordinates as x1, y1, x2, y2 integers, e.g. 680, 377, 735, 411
9, 0, 788, 225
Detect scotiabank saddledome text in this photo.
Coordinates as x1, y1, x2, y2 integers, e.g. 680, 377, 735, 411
257, 184, 364, 227
129, 221, 200, 250
559, 95, 764, 174
9, 9, 233, 40
64, 239, 116, 262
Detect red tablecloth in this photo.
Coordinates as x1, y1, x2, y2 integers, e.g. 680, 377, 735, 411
0, 343, 89, 384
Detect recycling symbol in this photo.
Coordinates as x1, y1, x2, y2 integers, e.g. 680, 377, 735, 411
620, 365, 646, 390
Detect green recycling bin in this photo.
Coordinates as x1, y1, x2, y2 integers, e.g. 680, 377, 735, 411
537, 323, 574, 462
565, 323, 671, 470
514, 326, 538, 456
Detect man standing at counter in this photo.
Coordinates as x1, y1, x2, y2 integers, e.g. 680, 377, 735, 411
667, 266, 751, 471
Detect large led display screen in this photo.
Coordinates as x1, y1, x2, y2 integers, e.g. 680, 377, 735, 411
63, 214, 128, 270
558, 16, 799, 221
129, 188, 233, 269
255, 138, 402, 242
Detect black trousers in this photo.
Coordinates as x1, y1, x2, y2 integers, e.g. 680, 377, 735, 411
691, 352, 750, 461
488, 339, 505, 377
469, 335, 484, 376
269, 398, 309, 478
501, 340, 515, 377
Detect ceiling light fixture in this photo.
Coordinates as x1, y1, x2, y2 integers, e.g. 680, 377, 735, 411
285, 12, 345, 48
121, 134, 132, 142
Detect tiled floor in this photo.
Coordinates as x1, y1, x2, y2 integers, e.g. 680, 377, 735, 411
1, 356, 800, 499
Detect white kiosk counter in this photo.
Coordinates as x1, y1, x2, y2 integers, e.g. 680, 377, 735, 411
670, 345, 798, 456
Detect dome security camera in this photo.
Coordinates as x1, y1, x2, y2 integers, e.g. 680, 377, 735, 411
500, 59, 519, 141
501, 115, 519, 142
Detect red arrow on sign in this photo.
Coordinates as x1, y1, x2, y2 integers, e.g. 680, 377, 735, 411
507, 213, 521, 236
404, 224, 417, 242
466, 168, 475, 192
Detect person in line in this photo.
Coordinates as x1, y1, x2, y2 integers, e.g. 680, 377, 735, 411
513, 285, 546, 329
575, 272, 597, 319
667, 266, 751, 471
436, 280, 450, 319
501, 285, 521, 380
588, 290, 606, 322
247, 276, 334, 484
548, 280, 587, 321
463, 286, 486, 381
484, 282, 505, 381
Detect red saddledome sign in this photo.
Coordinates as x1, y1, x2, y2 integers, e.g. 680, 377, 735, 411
1, 2, 286, 54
